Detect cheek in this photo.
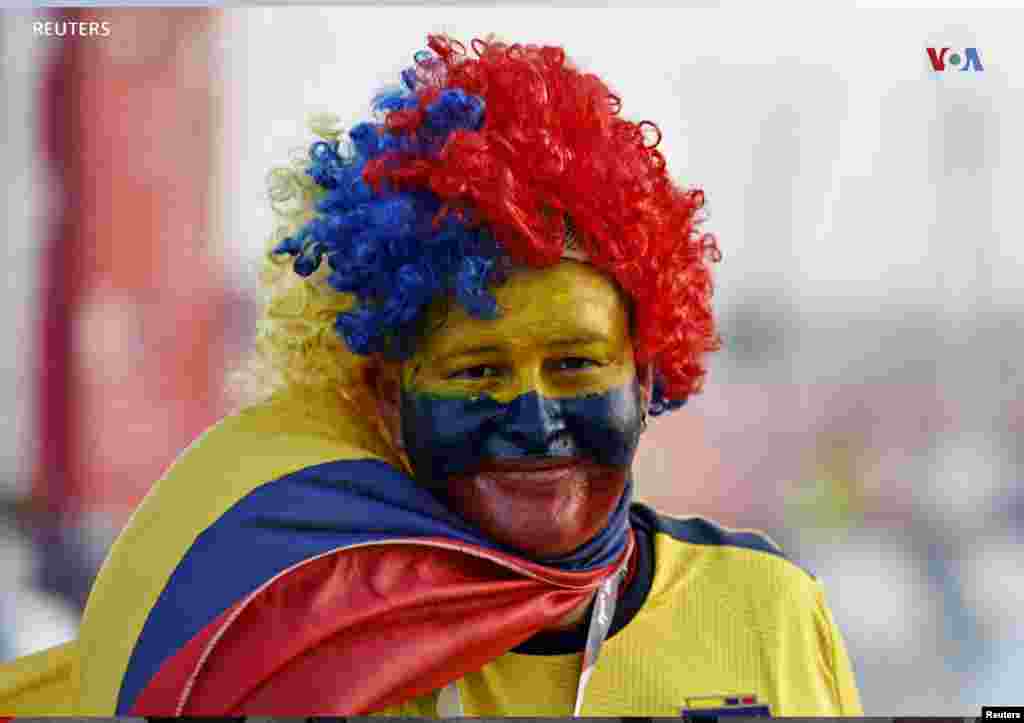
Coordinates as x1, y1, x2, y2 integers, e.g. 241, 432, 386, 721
399, 391, 504, 486
562, 381, 645, 468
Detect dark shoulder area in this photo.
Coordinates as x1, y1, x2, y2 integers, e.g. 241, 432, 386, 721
629, 502, 816, 580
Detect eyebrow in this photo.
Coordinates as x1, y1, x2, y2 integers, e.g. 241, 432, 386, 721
543, 335, 609, 349
434, 335, 610, 364
436, 345, 504, 363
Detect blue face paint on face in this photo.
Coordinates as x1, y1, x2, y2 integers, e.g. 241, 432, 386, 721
399, 379, 645, 491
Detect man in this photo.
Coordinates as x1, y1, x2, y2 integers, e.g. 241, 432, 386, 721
0, 35, 862, 716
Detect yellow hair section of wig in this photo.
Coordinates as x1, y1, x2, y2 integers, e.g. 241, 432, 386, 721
232, 112, 398, 453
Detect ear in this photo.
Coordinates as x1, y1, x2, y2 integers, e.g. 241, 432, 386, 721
637, 362, 654, 415
368, 359, 403, 449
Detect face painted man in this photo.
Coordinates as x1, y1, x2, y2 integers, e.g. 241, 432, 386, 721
0, 34, 863, 718
382, 261, 646, 561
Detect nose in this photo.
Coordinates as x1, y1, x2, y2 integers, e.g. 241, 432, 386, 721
486, 391, 575, 458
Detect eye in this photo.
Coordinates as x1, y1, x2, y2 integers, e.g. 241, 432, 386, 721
548, 357, 601, 372
447, 364, 506, 380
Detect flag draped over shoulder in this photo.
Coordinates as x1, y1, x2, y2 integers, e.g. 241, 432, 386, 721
74, 387, 632, 716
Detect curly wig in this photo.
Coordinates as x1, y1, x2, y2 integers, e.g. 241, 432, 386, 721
268, 34, 720, 416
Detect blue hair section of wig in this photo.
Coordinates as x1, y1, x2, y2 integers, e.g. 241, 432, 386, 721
273, 62, 497, 360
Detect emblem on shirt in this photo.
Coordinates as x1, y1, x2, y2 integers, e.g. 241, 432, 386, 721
681, 694, 772, 719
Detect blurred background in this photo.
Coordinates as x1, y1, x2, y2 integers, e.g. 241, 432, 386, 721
1, 5, 1022, 715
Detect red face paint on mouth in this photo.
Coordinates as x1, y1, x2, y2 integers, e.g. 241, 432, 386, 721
444, 458, 628, 558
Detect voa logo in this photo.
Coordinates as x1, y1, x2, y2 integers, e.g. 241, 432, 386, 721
927, 47, 984, 72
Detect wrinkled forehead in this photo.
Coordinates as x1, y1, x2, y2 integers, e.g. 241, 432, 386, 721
412, 261, 633, 364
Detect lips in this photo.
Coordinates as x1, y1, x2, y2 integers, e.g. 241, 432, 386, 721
468, 457, 607, 493
479, 457, 584, 471
480, 468, 580, 492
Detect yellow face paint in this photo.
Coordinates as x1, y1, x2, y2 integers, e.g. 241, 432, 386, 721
403, 260, 635, 403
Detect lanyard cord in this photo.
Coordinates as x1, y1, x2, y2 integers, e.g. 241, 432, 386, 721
436, 557, 630, 717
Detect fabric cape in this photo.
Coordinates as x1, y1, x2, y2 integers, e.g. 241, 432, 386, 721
61, 388, 632, 716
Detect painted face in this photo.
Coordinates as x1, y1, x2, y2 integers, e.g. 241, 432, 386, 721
399, 261, 645, 559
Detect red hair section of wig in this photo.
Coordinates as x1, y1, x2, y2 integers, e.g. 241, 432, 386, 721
365, 35, 721, 400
